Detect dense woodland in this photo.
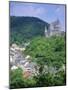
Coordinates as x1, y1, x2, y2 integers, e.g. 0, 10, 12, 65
10, 16, 49, 45
10, 16, 66, 88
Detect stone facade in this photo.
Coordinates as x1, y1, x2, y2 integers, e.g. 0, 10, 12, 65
45, 19, 62, 37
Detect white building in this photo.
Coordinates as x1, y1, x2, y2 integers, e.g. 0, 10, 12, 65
45, 19, 62, 37
11, 65, 18, 70
10, 43, 37, 77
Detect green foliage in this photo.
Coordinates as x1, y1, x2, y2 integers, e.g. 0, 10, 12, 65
10, 68, 37, 89
33, 70, 66, 87
24, 36, 66, 86
10, 16, 66, 88
23, 78, 37, 88
10, 35, 66, 88
10, 68, 65, 88
10, 68, 24, 89
25, 36, 65, 67
53, 70, 66, 86
10, 16, 49, 45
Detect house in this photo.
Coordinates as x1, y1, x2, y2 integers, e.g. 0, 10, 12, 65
25, 55, 31, 59
10, 44, 37, 77
23, 71, 32, 78
11, 65, 18, 70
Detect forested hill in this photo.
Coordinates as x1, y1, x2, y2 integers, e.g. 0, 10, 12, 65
10, 16, 49, 45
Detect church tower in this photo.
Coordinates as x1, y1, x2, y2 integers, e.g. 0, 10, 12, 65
45, 26, 48, 37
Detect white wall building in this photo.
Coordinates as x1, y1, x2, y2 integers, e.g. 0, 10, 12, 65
45, 19, 62, 37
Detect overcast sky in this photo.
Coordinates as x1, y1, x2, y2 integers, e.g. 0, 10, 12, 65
10, 1, 66, 31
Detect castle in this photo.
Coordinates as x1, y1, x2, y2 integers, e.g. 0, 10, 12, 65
45, 19, 63, 37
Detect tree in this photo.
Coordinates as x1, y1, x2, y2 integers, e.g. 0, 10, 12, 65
10, 68, 24, 89
10, 68, 37, 88
25, 36, 66, 86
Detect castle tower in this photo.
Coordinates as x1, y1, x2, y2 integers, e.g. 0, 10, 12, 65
49, 19, 61, 36
45, 26, 49, 37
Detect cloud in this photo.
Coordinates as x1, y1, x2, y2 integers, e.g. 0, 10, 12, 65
21, 6, 46, 17
35, 7, 46, 15
55, 6, 65, 13
11, 4, 46, 17
55, 7, 60, 12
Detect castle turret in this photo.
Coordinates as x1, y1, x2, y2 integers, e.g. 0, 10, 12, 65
49, 19, 61, 36
45, 26, 50, 37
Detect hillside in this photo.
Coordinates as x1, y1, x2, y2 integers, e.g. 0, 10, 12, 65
10, 36, 66, 88
10, 16, 49, 45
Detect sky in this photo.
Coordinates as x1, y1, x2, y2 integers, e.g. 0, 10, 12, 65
10, 1, 66, 31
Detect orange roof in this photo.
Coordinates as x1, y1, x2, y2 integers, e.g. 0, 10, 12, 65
23, 71, 32, 78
